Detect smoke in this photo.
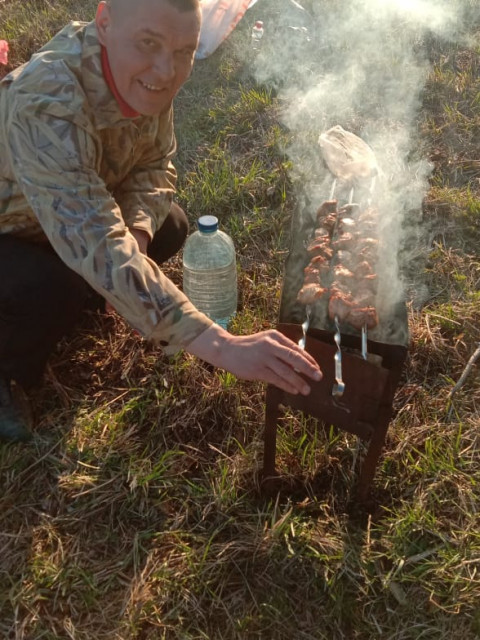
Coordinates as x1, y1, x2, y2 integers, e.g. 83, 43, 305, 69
247, 0, 470, 339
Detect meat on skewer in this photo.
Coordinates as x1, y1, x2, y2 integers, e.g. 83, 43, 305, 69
314, 226, 331, 239
311, 237, 331, 253
357, 237, 379, 251
339, 203, 360, 218
333, 265, 355, 285
347, 306, 378, 330
303, 260, 330, 283
358, 207, 378, 224
332, 232, 356, 251
310, 244, 334, 262
338, 217, 356, 233
300, 198, 381, 334
328, 290, 354, 324
297, 283, 328, 305
353, 260, 375, 278
356, 244, 378, 263
319, 213, 337, 232
360, 273, 379, 294
354, 287, 377, 308
336, 250, 354, 269
308, 254, 332, 273
316, 200, 338, 219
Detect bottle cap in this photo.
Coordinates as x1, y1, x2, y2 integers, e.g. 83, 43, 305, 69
255, 21, 263, 28
197, 215, 219, 233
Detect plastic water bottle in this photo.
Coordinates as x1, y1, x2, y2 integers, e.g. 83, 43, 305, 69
251, 20, 264, 51
182, 216, 237, 330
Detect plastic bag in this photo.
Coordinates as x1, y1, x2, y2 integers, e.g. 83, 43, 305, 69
195, 0, 252, 59
318, 126, 378, 183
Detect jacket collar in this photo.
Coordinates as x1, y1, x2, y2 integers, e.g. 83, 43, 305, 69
80, 21, 142, 128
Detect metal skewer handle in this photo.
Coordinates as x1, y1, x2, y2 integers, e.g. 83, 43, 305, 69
298, 305, 311, 350
362, 325, 368, 360
332, 316, 345, 397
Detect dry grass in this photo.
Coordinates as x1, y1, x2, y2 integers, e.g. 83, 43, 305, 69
1, 1, 480, 639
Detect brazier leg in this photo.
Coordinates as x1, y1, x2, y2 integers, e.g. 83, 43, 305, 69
357, 403, 392, 501
263, 385, 283, 478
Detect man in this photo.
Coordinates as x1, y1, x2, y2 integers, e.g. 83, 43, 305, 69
0, 0, 322, 443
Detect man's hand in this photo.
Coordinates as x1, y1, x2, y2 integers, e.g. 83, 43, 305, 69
187, 324, 322, 396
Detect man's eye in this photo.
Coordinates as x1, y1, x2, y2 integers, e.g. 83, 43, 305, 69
140, 39, 156, 49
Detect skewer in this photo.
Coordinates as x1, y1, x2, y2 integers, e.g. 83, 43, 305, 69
361, 178, 377, 358
332, 315, 345, 397
347, 187, 368, 359
329, 178, 337, 200
361, 326, 367, 360
298, 305, 311, 350
299, 178, 337, 351
367, 175, 376, 205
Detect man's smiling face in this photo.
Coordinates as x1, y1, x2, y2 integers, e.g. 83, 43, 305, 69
96, 0, 201, 116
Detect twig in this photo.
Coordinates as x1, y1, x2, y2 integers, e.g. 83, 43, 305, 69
448, 342, 480, 398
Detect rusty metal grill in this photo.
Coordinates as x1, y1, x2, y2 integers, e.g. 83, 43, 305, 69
262, 165, 409, 501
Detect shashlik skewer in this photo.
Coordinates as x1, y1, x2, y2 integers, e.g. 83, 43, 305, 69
297, 196, 380, 348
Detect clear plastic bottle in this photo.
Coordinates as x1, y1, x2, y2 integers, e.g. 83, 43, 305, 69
251, 20, 264, 51
182, 215, 237, 330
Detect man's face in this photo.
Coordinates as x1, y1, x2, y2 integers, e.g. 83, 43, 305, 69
96, 0, 201, 116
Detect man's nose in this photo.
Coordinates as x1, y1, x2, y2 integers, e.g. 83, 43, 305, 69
152, 53, 175, 81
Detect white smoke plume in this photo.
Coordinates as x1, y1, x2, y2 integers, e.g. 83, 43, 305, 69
248, 0, 471, 339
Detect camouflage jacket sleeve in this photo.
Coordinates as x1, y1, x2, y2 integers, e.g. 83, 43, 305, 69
5, 74, 213, 353
113, 109, 178, 240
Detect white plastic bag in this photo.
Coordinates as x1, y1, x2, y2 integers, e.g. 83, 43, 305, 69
318, 126, 379, 182
195, 0, 252, 59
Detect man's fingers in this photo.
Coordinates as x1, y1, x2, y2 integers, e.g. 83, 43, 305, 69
271, 332, 322, 373
277, 344, 322, 382
266, 367, 309, 396
267, 359, 312, 395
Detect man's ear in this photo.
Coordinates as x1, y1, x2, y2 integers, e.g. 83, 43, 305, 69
95, 1, 111, 46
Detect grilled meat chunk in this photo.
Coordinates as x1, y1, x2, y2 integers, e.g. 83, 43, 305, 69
328, 290, 354, 323
316, 200, 338, 220
347, 306, 378, 330
332, 232, 356, 251
297, 283, 328, 305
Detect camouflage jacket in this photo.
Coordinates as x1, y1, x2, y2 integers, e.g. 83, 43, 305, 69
0, 21, 212, 353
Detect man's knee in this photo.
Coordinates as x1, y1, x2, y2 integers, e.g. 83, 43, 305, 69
166, 201, 189, 250
148, 202, 189, 264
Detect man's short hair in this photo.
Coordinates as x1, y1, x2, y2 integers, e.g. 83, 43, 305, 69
107, 0, 200, 12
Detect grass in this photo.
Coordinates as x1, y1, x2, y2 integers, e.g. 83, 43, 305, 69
1, 0, 480, 639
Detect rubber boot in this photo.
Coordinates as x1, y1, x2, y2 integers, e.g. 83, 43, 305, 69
0, 377, 32, 443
